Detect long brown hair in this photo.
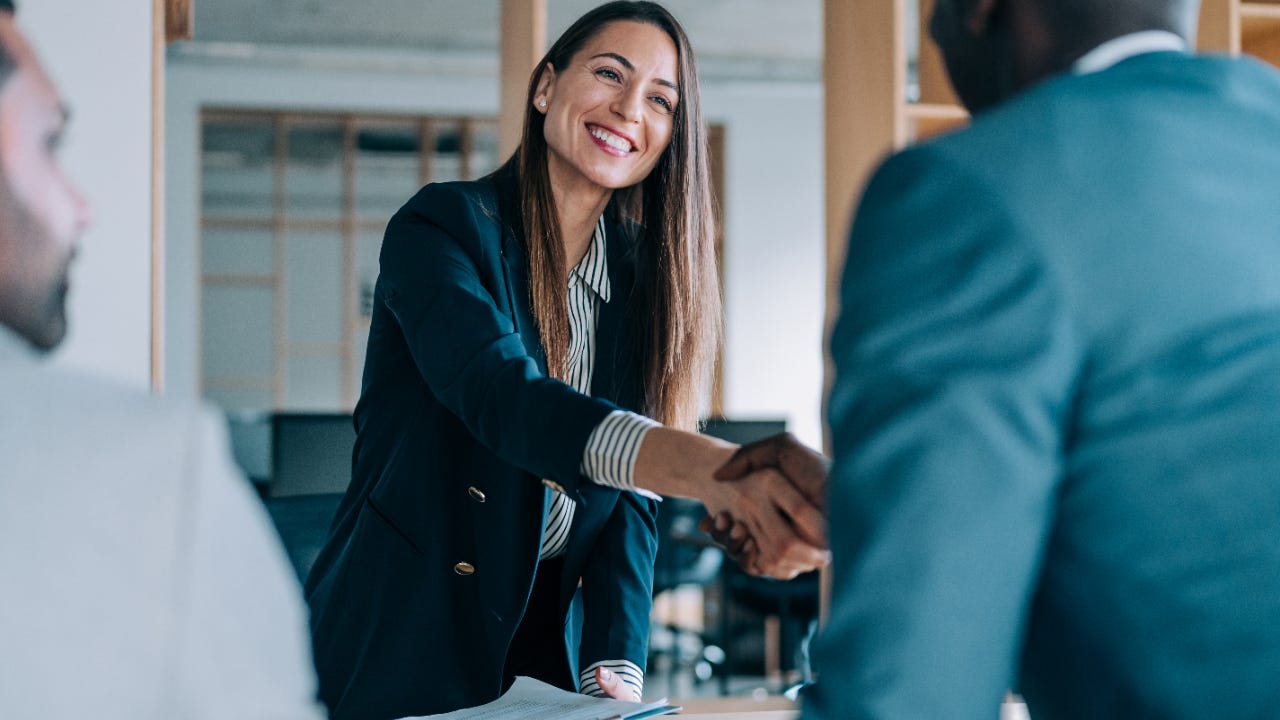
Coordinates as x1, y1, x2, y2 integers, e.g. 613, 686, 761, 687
502, 1, 719, 430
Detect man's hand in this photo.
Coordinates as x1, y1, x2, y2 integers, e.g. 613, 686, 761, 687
631, 427, 829, 580
698, 466, 829, 580
714, 432, 830, 510
699, 510, 747, 561
701, 433, 831, 577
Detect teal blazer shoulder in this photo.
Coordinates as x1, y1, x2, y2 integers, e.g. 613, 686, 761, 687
305, 166, 658, 719
808, 52, 1280, 719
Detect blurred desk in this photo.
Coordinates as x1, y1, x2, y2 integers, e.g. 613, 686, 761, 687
674, 695, 798, 717
675, 707, 793, 712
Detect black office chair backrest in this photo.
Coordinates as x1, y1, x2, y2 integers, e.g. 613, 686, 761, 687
653, 497, 723, 595
264, 492, 344, 584
271, 412, 356, 497
699, 417, 787, 447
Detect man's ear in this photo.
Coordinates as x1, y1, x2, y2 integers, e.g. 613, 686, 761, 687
533, 61, 556, 113
965, 0, 1003, 36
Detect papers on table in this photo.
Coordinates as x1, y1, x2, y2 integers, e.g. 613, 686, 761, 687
399, 676, 680, 720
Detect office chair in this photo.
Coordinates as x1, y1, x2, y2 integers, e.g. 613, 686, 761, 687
270, 412, 356, 497
225, 411, 355, 498
724, 565, 820, 689
697, 418, 813, 695
649, 496, 725, 691
263, 492, 344, 583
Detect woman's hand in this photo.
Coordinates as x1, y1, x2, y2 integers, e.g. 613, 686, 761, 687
697, 465, 829, 579
594, 666, 638, 701
702, 432, 832, 577
700, 510, 748, 560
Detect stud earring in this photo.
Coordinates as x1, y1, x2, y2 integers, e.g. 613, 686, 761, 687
539, 99, 546, 108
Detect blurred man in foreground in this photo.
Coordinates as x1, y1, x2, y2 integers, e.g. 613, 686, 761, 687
0, 3, 325, 717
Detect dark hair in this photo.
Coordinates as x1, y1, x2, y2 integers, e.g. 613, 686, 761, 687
500, 0, 719, 429
0, 0, 16, 87
1036, 0, 1199, 47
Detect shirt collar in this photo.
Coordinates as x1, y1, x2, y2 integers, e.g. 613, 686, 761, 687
1072, 30, 1189, 75
569, 215, 611, 303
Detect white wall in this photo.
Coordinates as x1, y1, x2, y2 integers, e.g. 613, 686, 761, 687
166, 56, 826, 447
22, 1, 155, 389
705, 83, 825, 447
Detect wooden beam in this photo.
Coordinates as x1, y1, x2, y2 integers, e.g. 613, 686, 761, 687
152, 0, 166, 392
1242, 2, 1280, 68
273, 117, 288, 409
823, 0, 906, 443
1198, 0, 1241, 53
821, 0, 907, 629
499, 0, 546, 161
165, 0, 192, 43
916, 0, 959, 106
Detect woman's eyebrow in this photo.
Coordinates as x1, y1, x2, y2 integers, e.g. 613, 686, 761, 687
589, 52, 679, 92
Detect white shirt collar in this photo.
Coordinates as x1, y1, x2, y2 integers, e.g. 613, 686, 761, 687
568, 215, 611, 303
1072, 30, 1189, 75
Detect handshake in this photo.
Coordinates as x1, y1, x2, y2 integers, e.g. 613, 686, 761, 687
700, 432, 832, 580
636, 428, 831, 581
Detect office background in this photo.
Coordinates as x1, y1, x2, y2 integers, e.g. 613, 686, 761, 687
33, 0, 835, 449
30, 0, 1273, 451
23, 0, 1279, 701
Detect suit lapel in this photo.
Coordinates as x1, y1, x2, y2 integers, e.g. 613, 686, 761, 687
495, 171, 550, 378
501, 240, 550, 377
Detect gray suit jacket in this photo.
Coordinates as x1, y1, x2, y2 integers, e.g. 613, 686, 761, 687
808, 52, 1280, 719
0, 326, 324, 719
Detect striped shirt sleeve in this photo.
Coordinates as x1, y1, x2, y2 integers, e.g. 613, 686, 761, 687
579, 659, 645, 702
580, 410, 661, 500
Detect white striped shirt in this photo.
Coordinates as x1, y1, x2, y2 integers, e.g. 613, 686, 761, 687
537, 215, 657, 701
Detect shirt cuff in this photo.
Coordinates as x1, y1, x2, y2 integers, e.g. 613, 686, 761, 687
580, 659, 644, 702
580, 410, 661, 501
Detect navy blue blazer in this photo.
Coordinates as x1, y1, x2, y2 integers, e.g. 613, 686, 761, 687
305, 166, 659, 720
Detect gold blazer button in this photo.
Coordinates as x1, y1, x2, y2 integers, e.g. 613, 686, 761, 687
453, 562, 476, 576
467, 486, 487, 503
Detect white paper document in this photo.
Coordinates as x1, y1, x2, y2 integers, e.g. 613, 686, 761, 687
398, 676, 681, 720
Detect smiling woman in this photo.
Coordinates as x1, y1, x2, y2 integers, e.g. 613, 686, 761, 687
514, 4, 714, 415
539, 23, 678, 201
303, 3, 829, 719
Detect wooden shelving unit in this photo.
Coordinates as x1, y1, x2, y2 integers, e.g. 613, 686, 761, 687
199, 111, 499, 412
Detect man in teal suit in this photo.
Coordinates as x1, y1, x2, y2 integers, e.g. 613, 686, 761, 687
803, 0, 1280, 717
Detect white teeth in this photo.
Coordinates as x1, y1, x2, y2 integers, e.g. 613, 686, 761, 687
590, 126, 632, 152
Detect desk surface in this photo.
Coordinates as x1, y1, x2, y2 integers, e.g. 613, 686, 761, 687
675, 707, 793, 712
672, 695, 798, 718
